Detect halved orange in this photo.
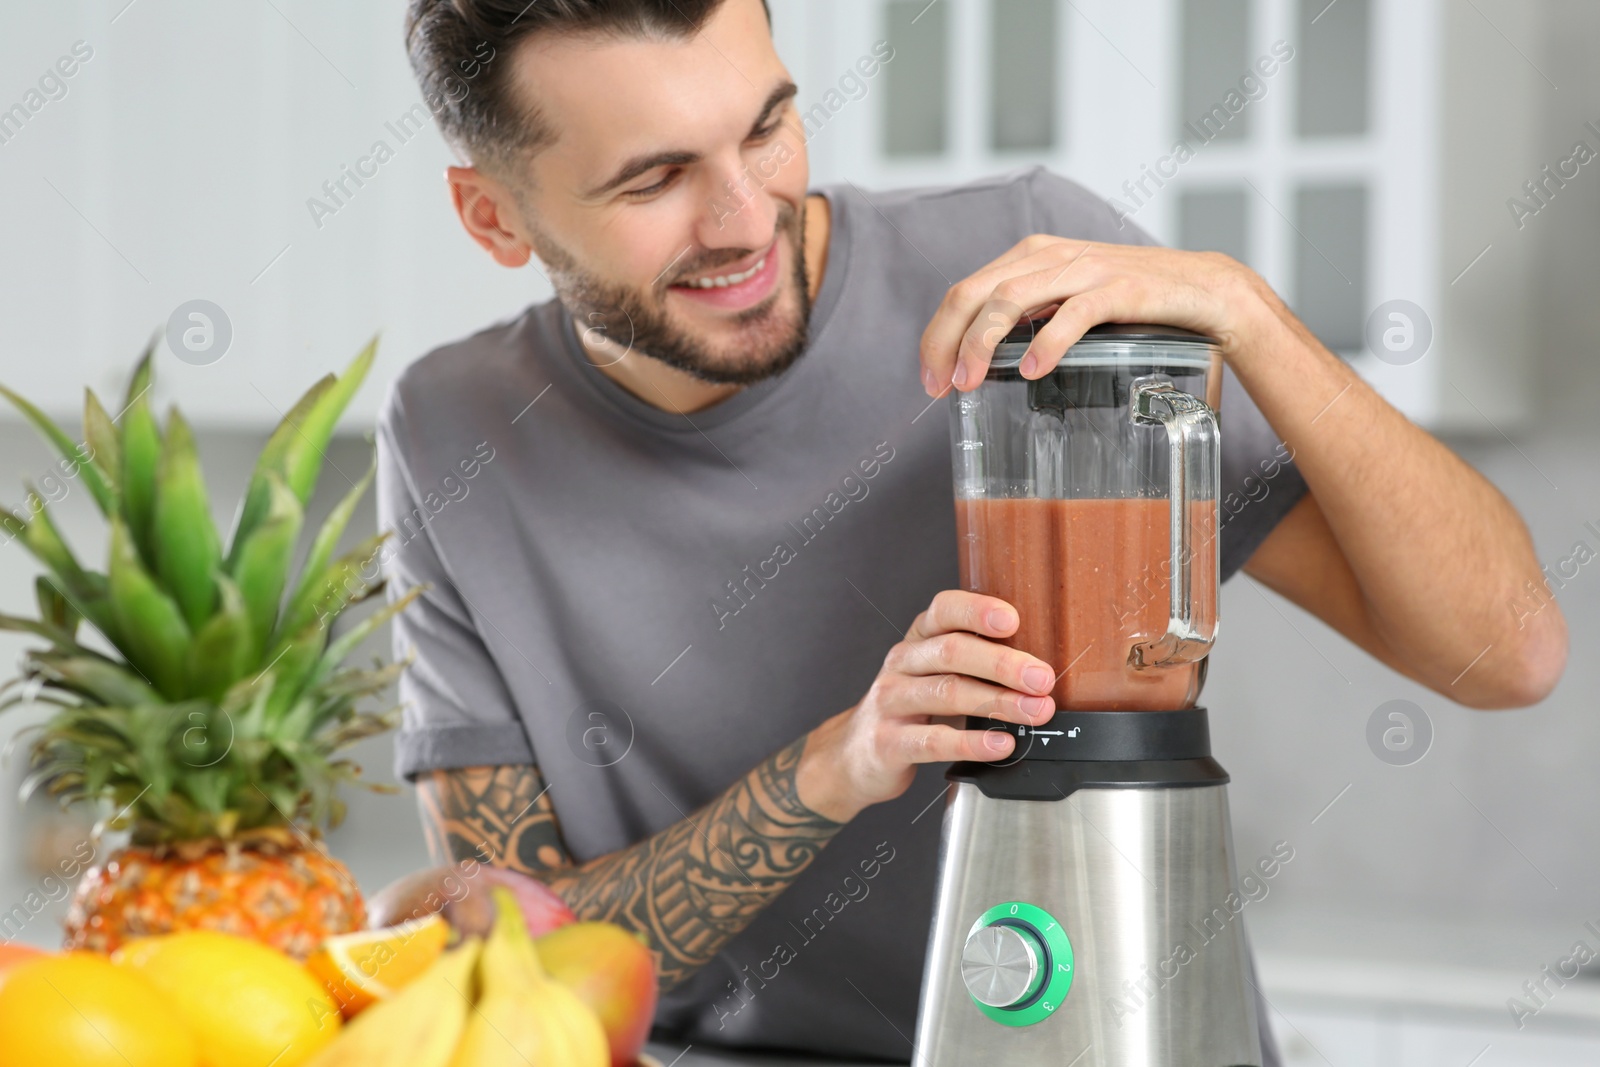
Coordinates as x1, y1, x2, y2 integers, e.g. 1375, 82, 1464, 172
305, 914, 450, 1017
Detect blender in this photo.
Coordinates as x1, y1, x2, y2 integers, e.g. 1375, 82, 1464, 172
911, 321, 1262, 1066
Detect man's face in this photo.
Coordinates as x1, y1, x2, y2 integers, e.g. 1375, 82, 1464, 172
507, 0, 811, 385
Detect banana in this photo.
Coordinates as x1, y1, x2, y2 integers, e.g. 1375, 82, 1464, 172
303, 935, 482, 1067
449, 887, 609, 1067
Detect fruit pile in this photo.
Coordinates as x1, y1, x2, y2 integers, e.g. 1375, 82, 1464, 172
0, 874, 659, 1067
0, 341, 654, 1064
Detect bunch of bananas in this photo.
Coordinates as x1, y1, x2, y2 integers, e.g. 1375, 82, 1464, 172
305, 887, 609, 1067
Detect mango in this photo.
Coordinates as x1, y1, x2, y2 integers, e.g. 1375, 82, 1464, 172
537, 922, 659, 1067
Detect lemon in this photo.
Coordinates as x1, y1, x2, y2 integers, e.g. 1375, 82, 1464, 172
113, 930, 340, 1067
0, 951, 198, 1067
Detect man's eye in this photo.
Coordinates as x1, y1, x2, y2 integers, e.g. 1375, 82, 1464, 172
625, 171, 676, 198
752, 121, 782, 141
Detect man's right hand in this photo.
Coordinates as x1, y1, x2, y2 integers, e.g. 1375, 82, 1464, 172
796, 589, 1058, 823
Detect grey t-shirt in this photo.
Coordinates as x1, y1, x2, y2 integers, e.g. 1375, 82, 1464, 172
376, 165, 1305, 1063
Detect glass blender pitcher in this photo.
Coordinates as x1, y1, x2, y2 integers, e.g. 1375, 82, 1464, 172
950, 320, 1223, 711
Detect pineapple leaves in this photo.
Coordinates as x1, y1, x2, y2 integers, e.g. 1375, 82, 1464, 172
29, 651, 159, 706
275, 453, 377, 645
311, 584, 421, 689
226, 375, 332, 570
230, 472, 303, 660
0, 383, 114, 516
282, 336, 377, 506
279, 531, 386, 646
153, 408, 222, 630
12, 494, 121, 648
83, 390, 123, 497
18, 489, 89, 591
124, 335, 156, 412
35, 575, 80, 637
261, 619, 330, 726
225, 336, 376, 568
108, 517, 191, 699
187, 576, 254, 703
0, 611, 78, 649
121, 351, 163, 570
0, 334, 398, 843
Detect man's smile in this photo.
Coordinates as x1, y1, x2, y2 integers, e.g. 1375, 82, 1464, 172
668, 236, 782, 312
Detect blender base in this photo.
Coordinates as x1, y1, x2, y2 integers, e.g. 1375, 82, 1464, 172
912, 710, 1263, 1067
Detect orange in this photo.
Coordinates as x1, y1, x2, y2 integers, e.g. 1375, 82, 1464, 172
305, 914, 451, 1016
113, 930, 340, 1067
0, 951, 198, 1067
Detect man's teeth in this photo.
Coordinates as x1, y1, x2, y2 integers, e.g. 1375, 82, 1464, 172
682, 255, 766, 289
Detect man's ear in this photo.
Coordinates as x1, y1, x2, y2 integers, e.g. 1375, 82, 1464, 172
447, 165, 533, 268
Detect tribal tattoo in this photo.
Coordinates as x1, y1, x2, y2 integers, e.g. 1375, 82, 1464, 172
416, 736, 845, 990
417, 762, 570, 872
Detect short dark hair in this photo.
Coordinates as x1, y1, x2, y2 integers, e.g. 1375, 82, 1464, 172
405, 0, 771, 178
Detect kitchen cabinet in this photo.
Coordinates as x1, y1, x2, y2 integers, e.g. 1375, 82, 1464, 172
1257, 915, 1600, 1067
777, 0, 1549, 431
1272, 1000, 1600, 1066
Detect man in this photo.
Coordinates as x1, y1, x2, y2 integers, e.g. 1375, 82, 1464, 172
380, 0, 1567, 1062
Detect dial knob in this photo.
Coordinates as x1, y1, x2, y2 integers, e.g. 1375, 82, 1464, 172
960, 923, 1044, 1008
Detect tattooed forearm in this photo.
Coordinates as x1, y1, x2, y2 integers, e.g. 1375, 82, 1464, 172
551, 736, 844, 987
416, 763, 570, 873
416, 736, 845, 990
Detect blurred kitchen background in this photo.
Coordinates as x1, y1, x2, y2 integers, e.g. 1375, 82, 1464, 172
2, 0, 1598, 1063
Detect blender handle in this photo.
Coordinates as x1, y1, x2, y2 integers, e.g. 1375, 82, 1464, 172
1127, 379, 1220, 668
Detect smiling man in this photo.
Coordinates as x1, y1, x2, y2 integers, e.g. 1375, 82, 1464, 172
380, 1, 1567, 1062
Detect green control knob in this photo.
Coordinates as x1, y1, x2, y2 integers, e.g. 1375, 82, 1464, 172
961, 923, 1045, 1007
962, 902, 1075, 1027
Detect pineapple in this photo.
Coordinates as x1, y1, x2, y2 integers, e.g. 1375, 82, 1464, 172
0, 336, 416, 959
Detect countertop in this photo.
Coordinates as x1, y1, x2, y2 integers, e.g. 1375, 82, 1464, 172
641, 1043, 903, 1067
1252, 903, 1600, 1028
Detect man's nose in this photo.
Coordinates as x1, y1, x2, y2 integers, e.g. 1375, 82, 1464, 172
694, 152, 780, 251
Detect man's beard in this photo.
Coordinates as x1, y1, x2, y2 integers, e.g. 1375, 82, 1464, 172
531, 200, 812, 386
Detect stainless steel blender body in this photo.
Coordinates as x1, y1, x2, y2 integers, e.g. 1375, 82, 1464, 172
911, 716, 1262, 1066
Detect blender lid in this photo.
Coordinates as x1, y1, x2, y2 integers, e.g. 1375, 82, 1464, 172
995, 318, 1218, 349
987, 319, 1218, 371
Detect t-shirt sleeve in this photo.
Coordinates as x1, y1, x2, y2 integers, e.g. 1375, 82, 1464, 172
376, 390, 537, 782
1022, 164, 1310, 580
1214, 366, 1308, 581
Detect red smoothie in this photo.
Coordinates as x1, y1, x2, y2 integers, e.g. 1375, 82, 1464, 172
955, 497, 1217, 711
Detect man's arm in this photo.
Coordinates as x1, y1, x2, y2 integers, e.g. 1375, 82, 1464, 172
1240, 488, 1562, 708
415, 588, 1067, 991
1222, 279, 1568, 708
417, 737, 842, 990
